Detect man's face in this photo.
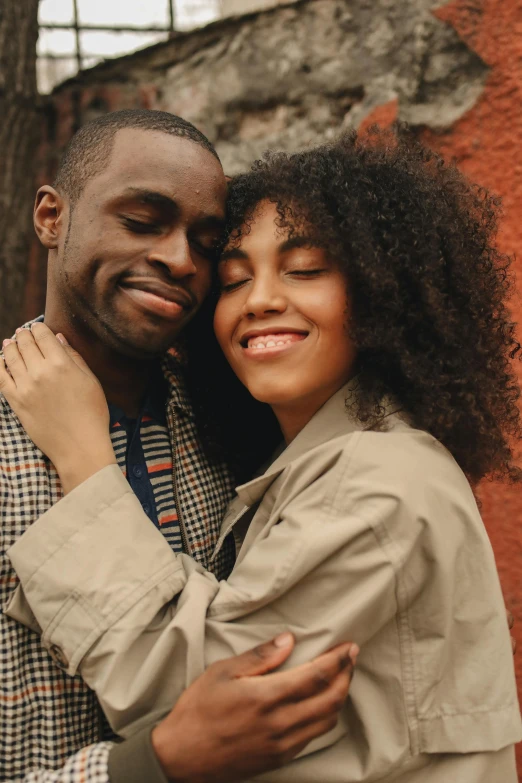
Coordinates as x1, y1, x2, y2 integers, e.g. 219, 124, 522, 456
49, 129, 226, 358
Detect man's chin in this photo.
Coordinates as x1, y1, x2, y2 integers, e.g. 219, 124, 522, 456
112, 336, 173, 360
100, 322, 177, 361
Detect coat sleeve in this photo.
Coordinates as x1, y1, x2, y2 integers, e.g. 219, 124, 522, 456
2, 743, 112, 783
6, 460, 425, 740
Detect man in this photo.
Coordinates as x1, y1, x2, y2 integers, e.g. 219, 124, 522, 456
0, 110, 354, 783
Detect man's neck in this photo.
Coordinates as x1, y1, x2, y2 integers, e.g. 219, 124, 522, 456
43, 312, 157, 419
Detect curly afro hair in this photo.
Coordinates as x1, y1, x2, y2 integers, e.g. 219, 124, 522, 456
185, 126, 521, 485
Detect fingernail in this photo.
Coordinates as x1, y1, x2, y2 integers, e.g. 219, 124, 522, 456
349, 643, 360, 663
3, 339, 12, 347
15, 328, 22, 334
274, 632, 294, 648
57, 334, 67, 345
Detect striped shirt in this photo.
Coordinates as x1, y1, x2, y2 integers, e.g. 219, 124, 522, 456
109, 373, 183, 552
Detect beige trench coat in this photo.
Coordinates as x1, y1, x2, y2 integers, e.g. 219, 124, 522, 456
6, 386, 522, 782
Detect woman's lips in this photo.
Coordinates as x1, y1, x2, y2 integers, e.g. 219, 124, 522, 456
119, 285, 186, 320
242, 332, 308, 358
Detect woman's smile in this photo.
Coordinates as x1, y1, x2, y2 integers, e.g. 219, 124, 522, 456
240, 329, 308, 358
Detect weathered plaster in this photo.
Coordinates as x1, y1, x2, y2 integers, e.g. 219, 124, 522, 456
44, 0, 488, 174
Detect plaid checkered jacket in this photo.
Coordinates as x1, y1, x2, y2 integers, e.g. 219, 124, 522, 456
0, 323, 235, 782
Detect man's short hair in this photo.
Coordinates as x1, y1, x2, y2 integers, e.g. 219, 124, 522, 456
53, 109, 220, 205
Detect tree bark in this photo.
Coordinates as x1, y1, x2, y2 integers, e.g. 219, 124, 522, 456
0, 0, 40, 336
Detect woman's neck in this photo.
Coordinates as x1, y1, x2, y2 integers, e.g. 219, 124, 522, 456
272, 394, 331, 444
272, 379, 353, 444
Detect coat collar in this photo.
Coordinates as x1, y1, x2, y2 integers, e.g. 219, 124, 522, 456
234, 381, 404, 506
161, 351, 192, 415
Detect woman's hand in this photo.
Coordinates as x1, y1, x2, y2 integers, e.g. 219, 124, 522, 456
0, 322, 116, 493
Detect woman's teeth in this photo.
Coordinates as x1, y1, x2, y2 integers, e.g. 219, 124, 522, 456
247, 333, 305, 350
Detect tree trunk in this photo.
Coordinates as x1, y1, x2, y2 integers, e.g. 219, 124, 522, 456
0, 0, 40, 336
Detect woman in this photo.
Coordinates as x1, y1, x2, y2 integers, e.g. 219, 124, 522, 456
2, 128, 521, 782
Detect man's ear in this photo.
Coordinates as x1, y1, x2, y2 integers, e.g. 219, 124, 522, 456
34, 186, 68, 249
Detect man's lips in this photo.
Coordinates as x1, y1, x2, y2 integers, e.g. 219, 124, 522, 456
118, 279, 194, 320
121, 278, 194, 307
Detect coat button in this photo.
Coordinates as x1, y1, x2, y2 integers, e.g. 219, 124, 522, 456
49, 644, 69, 670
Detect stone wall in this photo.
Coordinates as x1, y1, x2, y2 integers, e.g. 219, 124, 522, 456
38, 0, 487, 178
221, 0, 289, 15
25, 3, 522, 772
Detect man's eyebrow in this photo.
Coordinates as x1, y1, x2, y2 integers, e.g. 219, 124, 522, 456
118, 188, 178, 212
220, 247, 249, 262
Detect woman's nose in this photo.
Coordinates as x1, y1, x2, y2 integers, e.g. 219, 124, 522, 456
242, 279, 287, 318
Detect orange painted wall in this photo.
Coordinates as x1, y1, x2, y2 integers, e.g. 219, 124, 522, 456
425, 0, 522, 773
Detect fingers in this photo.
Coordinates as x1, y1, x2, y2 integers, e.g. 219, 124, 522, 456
2, 324, 82, 390
276, 666, 352, 737
2, 339, 27, 384
220, 633, 296, 679
259, 668, 354, 767
15, 327, 46, 369
277, 713, 342, 763
0, 356, 16, 395
3, 324, 66, 383
30, 321, 67, 360
259, 642, 358, 705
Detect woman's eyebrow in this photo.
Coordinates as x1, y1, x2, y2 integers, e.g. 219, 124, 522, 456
278, 235, 316, 253
220, 247, 249, 262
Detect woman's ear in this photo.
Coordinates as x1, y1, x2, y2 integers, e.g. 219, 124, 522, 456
34, 186, 67, 249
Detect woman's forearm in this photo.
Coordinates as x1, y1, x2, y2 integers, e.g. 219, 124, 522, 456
55, 441, 118, 494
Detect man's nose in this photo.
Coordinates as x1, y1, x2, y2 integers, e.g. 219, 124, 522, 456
146, 233, 197, 278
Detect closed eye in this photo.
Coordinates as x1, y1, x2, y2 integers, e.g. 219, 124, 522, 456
190, 239, 220, 262
220, 278, 250, 293
288, 269, 327, 277
122, 217, 161, 234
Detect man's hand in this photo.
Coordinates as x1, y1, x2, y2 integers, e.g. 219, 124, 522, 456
152, 633, 358, 783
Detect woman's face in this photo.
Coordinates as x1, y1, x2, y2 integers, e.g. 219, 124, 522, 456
214, 201, 357, 421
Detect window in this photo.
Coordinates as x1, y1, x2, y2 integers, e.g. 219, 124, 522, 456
38, 0, 222, 93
